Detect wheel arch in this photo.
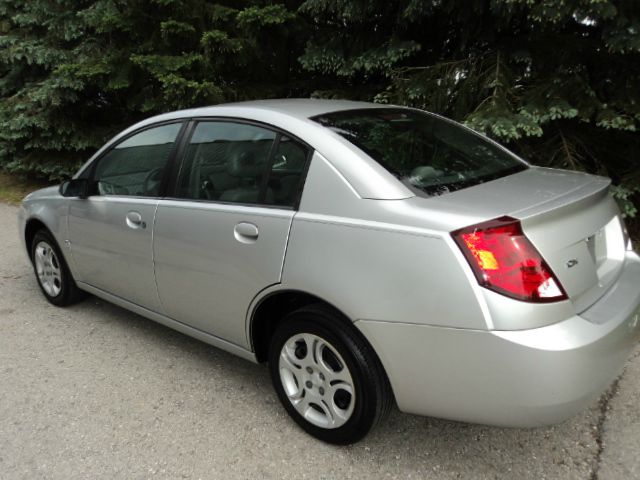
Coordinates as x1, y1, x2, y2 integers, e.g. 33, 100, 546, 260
249, 288, 393, 400
250, 289, 327, 363
250, 289, 356, 363
24, 217, 52, 254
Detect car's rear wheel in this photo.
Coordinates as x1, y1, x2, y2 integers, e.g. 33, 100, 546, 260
31, 229, 84, 306
268, 304, 391, 444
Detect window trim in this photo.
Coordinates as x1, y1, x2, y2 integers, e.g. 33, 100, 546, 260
166, 116, 314, 211
257, 133, 281, 205
85, 119, 187, 200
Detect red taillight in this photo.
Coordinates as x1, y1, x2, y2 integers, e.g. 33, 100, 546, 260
452, 216, 567, 303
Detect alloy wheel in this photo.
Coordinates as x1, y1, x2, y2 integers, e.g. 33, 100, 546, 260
278, 332, 355, 429
34, 241, 62, 297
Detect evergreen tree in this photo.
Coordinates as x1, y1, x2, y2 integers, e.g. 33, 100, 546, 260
0, 0, 306, 179
299, 0, 640, 218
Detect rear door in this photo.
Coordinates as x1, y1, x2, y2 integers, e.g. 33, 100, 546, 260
67, 121, 184, 311
153, 120, 310, 348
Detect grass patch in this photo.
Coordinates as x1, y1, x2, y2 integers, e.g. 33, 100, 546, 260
0, 170, 52, 205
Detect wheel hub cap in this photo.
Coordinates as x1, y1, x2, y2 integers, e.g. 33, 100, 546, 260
278, 333, 355, 429
34, 241, 62, 297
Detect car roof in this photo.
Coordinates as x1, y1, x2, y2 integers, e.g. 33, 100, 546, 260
157, 98, 388, 122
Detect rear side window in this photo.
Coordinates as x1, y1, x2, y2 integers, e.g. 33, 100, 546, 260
265, 136, 308, 207
312, 108, 527, 196
177, 122, 309, 208
177, 122, 276, 204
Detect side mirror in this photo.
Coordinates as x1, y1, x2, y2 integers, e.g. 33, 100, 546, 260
60, 178, 89, 198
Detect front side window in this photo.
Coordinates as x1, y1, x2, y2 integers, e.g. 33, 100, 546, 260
312, 108, 527, 196
93, 122, 182, 197
177, 121, 308, 207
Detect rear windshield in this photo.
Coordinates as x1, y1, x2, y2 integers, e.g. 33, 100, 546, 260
312, 108, 527, 196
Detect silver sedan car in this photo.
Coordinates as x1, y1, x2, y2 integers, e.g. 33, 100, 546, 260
19, 99, 640, 444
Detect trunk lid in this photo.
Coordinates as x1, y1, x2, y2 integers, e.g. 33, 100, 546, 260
431, 167, 627, 312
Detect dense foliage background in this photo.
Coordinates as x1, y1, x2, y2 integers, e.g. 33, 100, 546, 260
0, 0, 638, 224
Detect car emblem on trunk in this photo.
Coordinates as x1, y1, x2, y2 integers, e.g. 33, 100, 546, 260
566, 259, 579, 268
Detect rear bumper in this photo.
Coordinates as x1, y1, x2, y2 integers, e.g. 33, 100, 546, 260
356, 251, 640, 427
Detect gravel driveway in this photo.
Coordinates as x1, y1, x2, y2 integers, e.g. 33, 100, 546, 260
1, 202, 638, 479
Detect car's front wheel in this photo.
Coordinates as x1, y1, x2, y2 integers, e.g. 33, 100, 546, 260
268, 304, 391, 444
31, 229, 84, 306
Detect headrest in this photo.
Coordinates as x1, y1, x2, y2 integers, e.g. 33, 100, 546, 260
226, 143, 267, 178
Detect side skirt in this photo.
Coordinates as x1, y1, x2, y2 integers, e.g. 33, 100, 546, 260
77, 282, 259, 363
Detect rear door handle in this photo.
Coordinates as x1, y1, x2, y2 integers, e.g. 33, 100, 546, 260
234, 222, 259, 243
126, 211, 146, 229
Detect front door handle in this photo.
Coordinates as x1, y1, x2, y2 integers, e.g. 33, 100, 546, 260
126, 211, 146, 229
234, 222, 259, 243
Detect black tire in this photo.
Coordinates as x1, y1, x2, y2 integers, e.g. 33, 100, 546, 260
268, 304, 392, 444
30, 229, 85, 306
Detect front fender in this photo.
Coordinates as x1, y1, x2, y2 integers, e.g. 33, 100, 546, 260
20, 186, 71, 270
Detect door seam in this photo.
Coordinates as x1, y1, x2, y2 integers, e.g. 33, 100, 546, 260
278, 210, 296, 282
151, 200, 167, 314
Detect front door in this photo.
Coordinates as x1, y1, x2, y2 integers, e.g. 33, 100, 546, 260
67, 122, 183, 311
153, 121, 310, 348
